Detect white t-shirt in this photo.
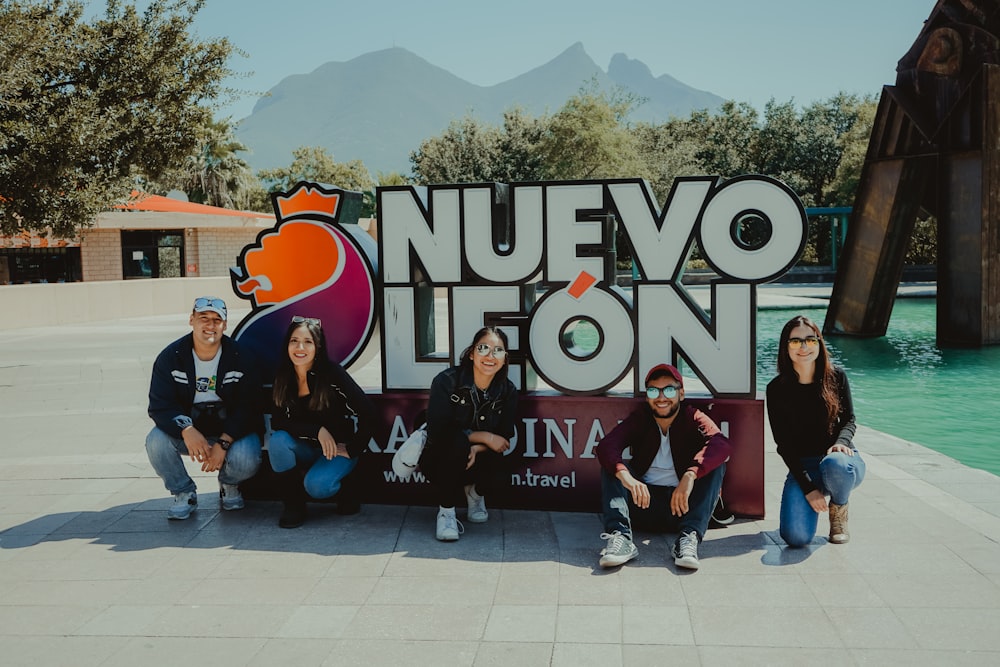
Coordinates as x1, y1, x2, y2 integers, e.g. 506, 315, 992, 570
642, 429, 680, 487
192, 349, 222, 404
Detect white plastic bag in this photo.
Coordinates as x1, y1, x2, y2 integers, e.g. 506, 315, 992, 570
391, 424, 427, 479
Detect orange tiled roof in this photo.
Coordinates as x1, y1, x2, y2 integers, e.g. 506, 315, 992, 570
116, 191, 267, 218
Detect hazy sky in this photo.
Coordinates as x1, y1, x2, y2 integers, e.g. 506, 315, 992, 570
106, 0, 935, 120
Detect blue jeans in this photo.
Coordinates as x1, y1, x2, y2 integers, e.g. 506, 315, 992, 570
268, 430, 358, 499
145, 427, 262, 495
780, 452, 866, 547
601, 463, 725, 540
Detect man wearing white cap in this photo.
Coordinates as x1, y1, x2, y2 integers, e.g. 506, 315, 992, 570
596, 363, 731, 570
145, 296, 262, 519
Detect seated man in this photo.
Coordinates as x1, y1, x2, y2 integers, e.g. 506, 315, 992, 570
145, 296, 262, 519
597, 363, 731, 571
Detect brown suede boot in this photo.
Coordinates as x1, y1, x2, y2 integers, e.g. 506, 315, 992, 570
828, 502, 850, 544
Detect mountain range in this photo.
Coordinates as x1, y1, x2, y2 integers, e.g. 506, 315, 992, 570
235, 42, 724, 175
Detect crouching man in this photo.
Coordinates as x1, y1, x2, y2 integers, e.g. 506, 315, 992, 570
597, 364, 731, 571
145, 297, 262, 519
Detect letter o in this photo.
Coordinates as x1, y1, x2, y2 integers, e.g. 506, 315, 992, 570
699, 176, 807, 282
529, 285, 633, 394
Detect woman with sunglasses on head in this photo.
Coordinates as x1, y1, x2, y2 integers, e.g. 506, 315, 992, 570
269, 316, 375, 528
419, 326, 519, 541
766, 315, 865, 547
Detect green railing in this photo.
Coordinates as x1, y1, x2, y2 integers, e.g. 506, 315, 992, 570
805, 206, 851, 272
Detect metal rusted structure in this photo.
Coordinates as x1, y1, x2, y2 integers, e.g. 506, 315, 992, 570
825, 0, 1000, 346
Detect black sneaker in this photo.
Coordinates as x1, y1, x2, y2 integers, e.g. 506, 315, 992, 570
599, 531, 638, 568
672, 530, 700, 570
710, 497, 735, 528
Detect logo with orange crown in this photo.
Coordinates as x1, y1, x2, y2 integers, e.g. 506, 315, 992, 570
230, 182, 378, 379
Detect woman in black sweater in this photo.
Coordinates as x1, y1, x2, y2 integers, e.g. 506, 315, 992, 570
269, 316, 375, 528
766, 315, 865, 546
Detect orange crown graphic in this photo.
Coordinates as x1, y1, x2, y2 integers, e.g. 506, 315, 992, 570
274, 183, 342, 220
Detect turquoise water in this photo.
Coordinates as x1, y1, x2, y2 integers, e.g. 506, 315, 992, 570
756, 300, 1000, 477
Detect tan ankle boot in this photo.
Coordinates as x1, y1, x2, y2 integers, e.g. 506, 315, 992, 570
828, 502, 849, 544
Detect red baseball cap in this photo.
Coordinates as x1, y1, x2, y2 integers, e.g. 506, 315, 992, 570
644, 363, 683, 386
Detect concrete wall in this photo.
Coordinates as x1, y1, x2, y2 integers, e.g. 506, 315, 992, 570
0, 277, 234, 330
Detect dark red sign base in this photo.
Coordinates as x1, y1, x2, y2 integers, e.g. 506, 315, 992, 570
244, 393, 765, 519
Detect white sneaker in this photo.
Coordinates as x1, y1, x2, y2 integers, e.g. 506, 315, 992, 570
219, 483, 244, 511
168, 491, 197, 520
464, 484, 488, 523
435, 507, 464, 541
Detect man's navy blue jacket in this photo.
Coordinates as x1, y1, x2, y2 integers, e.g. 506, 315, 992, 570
147, 333, 261, 440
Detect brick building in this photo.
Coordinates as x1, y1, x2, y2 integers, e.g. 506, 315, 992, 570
1, 194, 272, 284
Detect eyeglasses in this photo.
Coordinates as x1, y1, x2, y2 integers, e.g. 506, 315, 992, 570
291, 316, 322, 326
645, 385, 680, 399
787, 336, 820, 349
193, 297, 226, 310
474, 343, 507, 359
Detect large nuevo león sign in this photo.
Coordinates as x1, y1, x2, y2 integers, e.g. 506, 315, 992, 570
231, 176, 807, 516
379, 176, 806, 396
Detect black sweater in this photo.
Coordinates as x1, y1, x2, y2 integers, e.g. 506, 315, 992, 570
270, 364, 375, 459
766, 366, 857, 494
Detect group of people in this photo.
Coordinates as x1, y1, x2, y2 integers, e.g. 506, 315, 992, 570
145, 297, 375, 530
146, 296, 865, 572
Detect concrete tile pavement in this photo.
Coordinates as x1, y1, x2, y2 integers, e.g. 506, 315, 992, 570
1, 301, 999, 666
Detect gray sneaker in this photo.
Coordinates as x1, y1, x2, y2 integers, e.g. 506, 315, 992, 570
219, 483, 244, 511
599, 531, 638, 568
672, 530, 700, 570
168, 491, 197, 520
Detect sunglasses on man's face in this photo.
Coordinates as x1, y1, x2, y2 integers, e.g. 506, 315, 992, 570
474, 343, 507, 359
787, 336, 820, 349
645, 385, 680, 400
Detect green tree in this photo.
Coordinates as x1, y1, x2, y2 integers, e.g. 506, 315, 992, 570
410, 107, 548, 185
824, 95, 878, 206
756, 99, 810, 199
259, 146, 377, 216
630, 118, 702, 202
145, 117, 257, 210
494, 107, 547, 183
375, 170, 412, 187
537, 86, 644, 180
684, 101, 761, 177
410, 115, 501, 184
0, 0, 236, 237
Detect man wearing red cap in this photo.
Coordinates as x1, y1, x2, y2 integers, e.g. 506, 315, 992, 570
596, 363, 731, 570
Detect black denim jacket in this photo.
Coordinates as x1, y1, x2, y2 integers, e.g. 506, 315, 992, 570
425, 365, 518, 452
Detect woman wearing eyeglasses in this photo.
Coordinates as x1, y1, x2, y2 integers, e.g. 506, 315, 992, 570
419, 326, 519, 541
268, 316, 375, 528
766, 315, 865, 546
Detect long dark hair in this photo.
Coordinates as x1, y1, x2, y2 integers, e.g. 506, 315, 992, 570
459, 326, 510, 385
273, 318, 335, 411
776, 315, 841, 432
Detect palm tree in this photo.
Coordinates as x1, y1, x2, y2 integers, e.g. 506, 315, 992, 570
145, 117, 258, 210
181, 118, 257, 209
